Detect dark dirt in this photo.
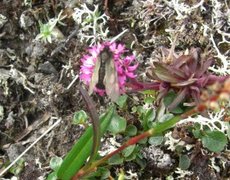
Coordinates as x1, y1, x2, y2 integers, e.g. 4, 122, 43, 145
0, 1, 87, 178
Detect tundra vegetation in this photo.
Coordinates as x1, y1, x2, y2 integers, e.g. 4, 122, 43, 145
0, 0, 229, 179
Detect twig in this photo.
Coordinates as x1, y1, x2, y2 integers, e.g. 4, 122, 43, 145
67, 75, 79, 90
15, 112, 51, 142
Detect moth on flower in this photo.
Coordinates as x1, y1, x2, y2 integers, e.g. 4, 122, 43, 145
80, 42, 138, 101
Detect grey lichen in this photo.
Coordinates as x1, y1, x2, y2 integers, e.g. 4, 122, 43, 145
142, 145, 174, 170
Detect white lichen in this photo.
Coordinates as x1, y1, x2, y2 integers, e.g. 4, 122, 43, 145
98, 137, 121, 156
201, 0, 230, 75
72, 4, 109, 45
209, 157, 221, 173
174, 168, 193, 179
164, 131, 186, 151
24, 0, 32, 7
133, 0, 172, 35
163, 0, 205, 20
209, 33, 230, 75
125, 169, 138, 179
177, 109, 229, 135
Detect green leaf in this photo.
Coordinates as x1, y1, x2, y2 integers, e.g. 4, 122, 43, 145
163, 91, 176, 107
148, 135, 164, 146
125, 152, 137, 161
144, 109, 156, 122
116, 94, 128, 109
163, 91, 183, 114
107, 113, 127, 134
125, 124, 137, 136
99, 168, 110, 179
192, 128, 202, 139
118, 170, 125, 180
142, 90, 156, 95
72, 110, 88, 125
138, 137, 148, 144
179, 155, 191, 170
9, 158, 24, 175
143, 109, 156, 129
84, 167, 110, 179
175, 145, 184, 154
122, 145, 135, 157
135, 156, 146, 170
136, 106, 145, 116
57, 106, 114, 180
108, 154, 123, 165
158, 113, 174, 123
154, 115, 181, 134
47, 172, 58, 180
171, 106, 183, 114
201, 131, 227, 152
144, 96, 155, 104
50, 156, 63, 171
131, 106, 137, 113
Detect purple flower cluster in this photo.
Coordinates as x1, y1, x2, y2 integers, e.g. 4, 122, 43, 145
128, 47, 229, 110
80, 42, 138, 95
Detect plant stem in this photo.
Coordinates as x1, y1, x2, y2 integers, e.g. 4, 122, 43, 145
72, 116, 181, 179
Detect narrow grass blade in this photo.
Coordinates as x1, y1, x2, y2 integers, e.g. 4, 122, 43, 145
57, 106, 114, 180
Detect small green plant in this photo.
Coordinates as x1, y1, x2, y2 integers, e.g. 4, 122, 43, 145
72, 110, 88, 126
192, 124, 228, 152
9, 158, 25, 176
47, 156, 63, 180
35, 10, 66, 43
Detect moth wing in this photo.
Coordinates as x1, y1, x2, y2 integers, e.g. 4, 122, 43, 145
104, 58, 120, 102
88, 58, 101, 95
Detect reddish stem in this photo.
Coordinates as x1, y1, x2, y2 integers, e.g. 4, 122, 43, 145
72, 130, 152, 179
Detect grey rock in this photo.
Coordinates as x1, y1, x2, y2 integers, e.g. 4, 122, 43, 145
25, 42, 47, 58
38, 61, 57, 74
6, 144, 26, 162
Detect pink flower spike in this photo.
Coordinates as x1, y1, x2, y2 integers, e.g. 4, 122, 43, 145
79, 41, 138, 98
116, 43, 126, 52
88, 47, 100, 58
125, 72, 137, 78
109, 42, 126, 55
127, 63, 139, 71
109, 42, 117, 52
82, 58, 95, 67
123, 55, 135, 64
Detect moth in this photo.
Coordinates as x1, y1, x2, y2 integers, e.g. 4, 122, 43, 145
88, 47, 120, 102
